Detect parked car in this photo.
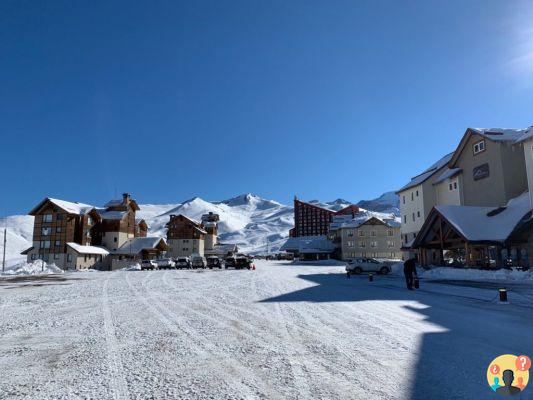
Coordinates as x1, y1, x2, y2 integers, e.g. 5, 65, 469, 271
191, 255, 207, 269
156, 258, 176, 270
175, 257, 191, 269
346, 258, 391, 276
206, 256, 223, 269
235, 256, 253, 270
141, 259, 158, 270
225, 256, 236, 269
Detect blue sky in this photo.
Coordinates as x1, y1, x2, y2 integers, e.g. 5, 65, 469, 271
1, 1, 533, 215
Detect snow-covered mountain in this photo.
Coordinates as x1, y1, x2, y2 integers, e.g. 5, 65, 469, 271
357, 191, 400, 216
0, 191, 399, 266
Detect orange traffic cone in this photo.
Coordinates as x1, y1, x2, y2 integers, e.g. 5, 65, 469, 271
252, 264, 256, 270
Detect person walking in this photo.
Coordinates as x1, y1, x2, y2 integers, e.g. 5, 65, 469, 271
403, 257, 417, 290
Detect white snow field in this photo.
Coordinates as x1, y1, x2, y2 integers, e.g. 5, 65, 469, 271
1, 261, 533, 400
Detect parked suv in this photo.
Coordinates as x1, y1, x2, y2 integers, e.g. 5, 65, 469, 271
346, 258, 391, 276
175, 257, 191, 269
156, 258, 176, 270
206, 256, 222, 269
224, 256, 236, 269
235, 256, 253, 270
141, 259, 158, 270
191, 255, 207, 269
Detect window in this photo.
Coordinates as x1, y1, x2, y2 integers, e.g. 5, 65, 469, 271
31, 254, 36, 260
114, 237, 117, 243
358, 231, 365, 237
454, 181, 458, 189
42, 214, 52, 222
402, 196, 405, 204
87, 217, 93, 225
54, 254, 60, 260
416, 190, 419, 197
359, 241, 366, 248
387, 230, 394, 236
67, 254, 72, 262
347, 241, 354, 247
371, 241, 377, 248
473, 139, 486, 155
411, 192, 414, 201
387, 241, 394, 248
404, 215, 407, 223
417, 211, 420, 218
347, 230, 354, 237
56, 226, 62, 233
41, 227, 51, 236
40, 240, 51, 249
412, 213, 415, 222
449, 183, 453, 191
55, 240, 61, 247
391, 252, 396, 258
371, 230, 376, 237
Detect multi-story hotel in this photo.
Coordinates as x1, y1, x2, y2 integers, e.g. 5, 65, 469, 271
22, 193, 167, 270
291, 197, 359, 237
166, 214, 207, 257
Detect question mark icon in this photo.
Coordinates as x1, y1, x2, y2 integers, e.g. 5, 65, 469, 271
515, 355, 531, 371
491, 364, 500, 375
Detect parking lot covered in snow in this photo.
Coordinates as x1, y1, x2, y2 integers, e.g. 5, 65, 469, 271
1, 260, 533, 399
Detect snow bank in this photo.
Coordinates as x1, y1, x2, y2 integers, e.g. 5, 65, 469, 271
120, 263, 141, 271
390, 263, 533, 282
1, 260, 64, 276
421, 266, 533, 282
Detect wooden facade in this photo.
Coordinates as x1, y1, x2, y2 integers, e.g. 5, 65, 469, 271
166, 215, 206, 240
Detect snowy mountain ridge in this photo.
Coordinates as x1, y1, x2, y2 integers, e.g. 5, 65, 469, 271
1, 192, 399, 265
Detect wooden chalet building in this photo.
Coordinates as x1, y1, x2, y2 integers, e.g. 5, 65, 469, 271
166, 214, 207, 257
22, 193, 167, 270
22, 198, 101, 268
412, 192, 533, 268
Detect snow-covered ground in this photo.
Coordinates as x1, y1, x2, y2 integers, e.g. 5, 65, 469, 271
1, 260, 532, 399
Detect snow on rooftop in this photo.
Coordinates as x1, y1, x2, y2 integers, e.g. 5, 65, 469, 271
471, 127, 528, 142
435, 192, 531, 242
514, 127, 533, 143
67, 243, 110, 255
98, 210, 127, 220
113, 237, 167, 255
48, 198, 94, 215
433, 168, 462, 185
397, 153, 454, 193
280, 235, 335, 253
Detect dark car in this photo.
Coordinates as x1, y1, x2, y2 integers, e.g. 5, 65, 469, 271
207, 256, 223, 269
235, 256, 253, 270
224, 256, 236, 269
174, 257, 191, 269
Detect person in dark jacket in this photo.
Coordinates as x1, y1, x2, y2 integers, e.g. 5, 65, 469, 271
403, 258, 418, 290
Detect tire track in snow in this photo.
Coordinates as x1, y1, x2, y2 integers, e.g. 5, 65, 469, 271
125, 271, 276, 399
102, 276, 130, 400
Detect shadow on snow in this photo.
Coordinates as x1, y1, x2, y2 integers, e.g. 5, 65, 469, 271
260, 272, 533, 400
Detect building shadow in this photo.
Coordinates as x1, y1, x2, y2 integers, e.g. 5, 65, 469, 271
260, 273, 533, 399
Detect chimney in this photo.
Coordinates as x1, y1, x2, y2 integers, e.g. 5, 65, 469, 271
122, 193, 130, 205
170, 214, 176, 219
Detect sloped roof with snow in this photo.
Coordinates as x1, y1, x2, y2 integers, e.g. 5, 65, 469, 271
98, 210, 127, 220
396, 153, 454, 193
280, 235, 335, 253
67, 243, 110, 255
113, 237, 168, 255
471, 128, 529, 142
432, 192, 531, 243
433, 168, 462, 185
514, 127, 533, 143
29, 198, 94, 216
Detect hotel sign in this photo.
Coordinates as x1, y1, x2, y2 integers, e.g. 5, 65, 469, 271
473, 163, 490, 181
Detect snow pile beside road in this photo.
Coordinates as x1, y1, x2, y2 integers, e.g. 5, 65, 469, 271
1, 260, 64, 276
421, 266, 533, 282
120, 263, 141, 271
